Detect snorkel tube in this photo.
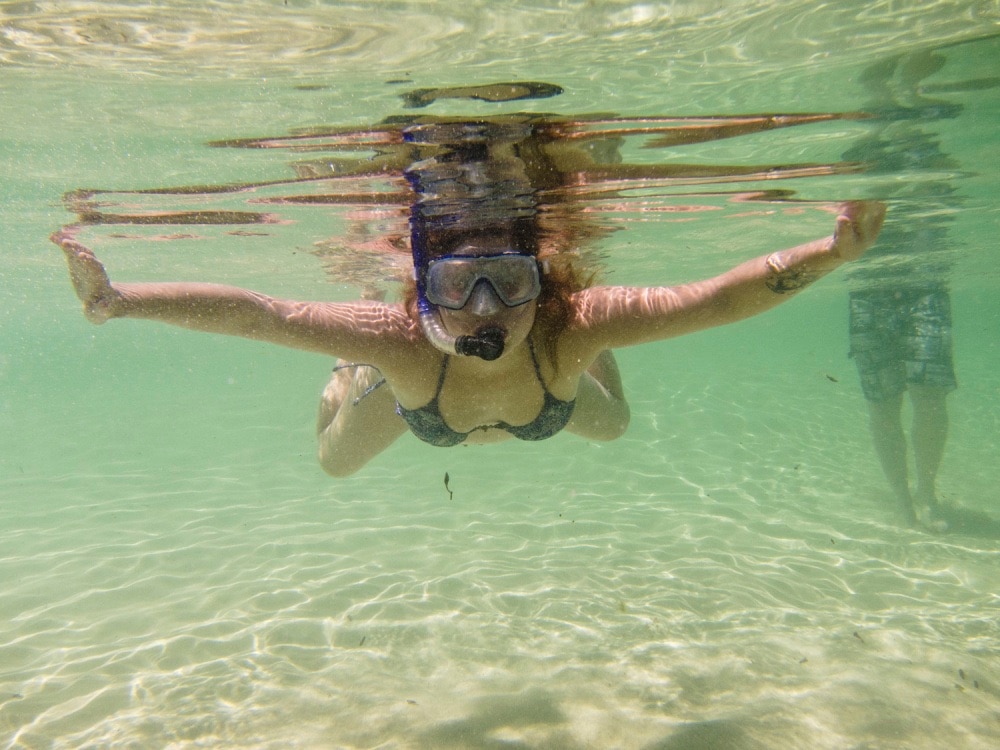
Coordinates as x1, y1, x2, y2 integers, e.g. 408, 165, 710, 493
416, 295, 506, 361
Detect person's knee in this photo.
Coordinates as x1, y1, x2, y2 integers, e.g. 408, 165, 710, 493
866, 393, 903, 428
317, 445, 364, 478
612, 403, 631, 438
909, 384, 949, 411
589, 402, 631, 441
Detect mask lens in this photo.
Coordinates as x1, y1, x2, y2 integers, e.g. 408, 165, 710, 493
424, 259, 477, 309
425, 255, 540, 310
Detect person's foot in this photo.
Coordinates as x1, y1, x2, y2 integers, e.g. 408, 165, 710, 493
912, 498, 949, 533
933, 492, 962, 511
51, 229, 119, 323
891, 488, 918, 526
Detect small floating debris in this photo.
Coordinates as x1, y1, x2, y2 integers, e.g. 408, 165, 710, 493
401, 81, 564, 108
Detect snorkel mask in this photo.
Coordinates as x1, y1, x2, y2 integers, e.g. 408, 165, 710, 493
413, 250, 541, 361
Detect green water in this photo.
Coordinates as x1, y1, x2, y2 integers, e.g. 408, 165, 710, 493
2, 2, 999, 748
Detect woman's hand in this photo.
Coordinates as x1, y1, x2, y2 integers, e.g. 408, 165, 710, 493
51, 229, 121, 324
829, 200, 887, 262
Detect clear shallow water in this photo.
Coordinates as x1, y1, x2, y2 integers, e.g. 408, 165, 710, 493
2, 2, 999, 748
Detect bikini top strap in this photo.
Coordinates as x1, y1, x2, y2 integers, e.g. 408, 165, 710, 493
331, 362, 387, 406
433, 354, 451, 398
526, 338, 547, 388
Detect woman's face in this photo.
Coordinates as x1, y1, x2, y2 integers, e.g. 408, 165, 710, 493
431, 236, 540, 351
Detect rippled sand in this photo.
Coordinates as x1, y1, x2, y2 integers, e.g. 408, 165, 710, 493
3, 353, 998, 748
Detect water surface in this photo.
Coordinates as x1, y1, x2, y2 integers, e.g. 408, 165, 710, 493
2, 2, 999, 748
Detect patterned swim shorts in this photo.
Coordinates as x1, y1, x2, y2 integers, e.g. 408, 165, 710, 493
848, 285, 957, 402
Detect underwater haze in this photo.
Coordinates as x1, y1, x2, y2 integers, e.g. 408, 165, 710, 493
1, 2, 999, 748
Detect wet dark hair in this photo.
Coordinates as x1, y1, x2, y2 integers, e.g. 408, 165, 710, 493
533, 251, 596, 363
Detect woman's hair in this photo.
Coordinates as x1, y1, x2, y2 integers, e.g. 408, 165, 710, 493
532, 249, 596, 364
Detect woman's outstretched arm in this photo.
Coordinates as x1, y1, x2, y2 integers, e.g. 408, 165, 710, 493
567, 201, 885, 352
52, 229, 418, 362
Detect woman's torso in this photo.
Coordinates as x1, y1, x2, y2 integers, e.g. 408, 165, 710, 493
389, 335, 580, 445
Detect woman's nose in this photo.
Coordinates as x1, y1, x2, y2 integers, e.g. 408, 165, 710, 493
465, 280, 504, 317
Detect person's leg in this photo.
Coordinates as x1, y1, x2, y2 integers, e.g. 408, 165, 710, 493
865, 392, 914, 518
565, 350, 630, 440
849, 289, 915, 519
316, 364, 408, 477
909, 385, 950, 509
902, 287, 957, 528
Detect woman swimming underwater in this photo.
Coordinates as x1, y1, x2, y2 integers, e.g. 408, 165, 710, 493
53, 102, 885, 477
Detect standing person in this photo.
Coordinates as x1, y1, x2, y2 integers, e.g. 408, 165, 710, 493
847, 215, 957, 530
845, 52, 959, 530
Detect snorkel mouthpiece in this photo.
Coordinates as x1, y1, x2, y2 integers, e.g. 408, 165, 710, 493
456, 325, 505, 361
417, 302, 506, 361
